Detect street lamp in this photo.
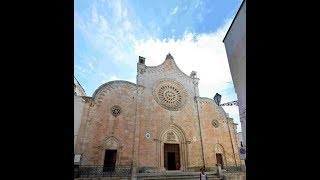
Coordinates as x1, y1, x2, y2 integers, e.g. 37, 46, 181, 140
214, 93, 222, 106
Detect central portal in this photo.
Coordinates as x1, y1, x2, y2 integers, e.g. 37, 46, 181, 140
164, 143, 180, 170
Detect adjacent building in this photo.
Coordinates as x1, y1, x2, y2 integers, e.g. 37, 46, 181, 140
74, 77, 87, 151
223, 0, 246, 158
237, 132, 246, 165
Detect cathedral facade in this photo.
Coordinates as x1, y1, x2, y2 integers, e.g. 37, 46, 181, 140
74, 54, 241, 173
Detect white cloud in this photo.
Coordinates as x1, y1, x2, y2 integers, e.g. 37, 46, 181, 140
113, 0, 122, 22
75, 0, 148, 66
183, 6, 188, 11
171, 6, 179, 15
109, 75, 120, 81
195, 1, 200, 8
223, 106, 239, 117
197, 13, 203, 22
126, 77, 136, 84
106, 75, 136, 84
123, 20, 131, 31
99, 72, 109, 79
97, 73, 118, 86
92, 5, 98, 23
88, 62, 95, 70
75, 65, 87, 73
148, 20, 161, 36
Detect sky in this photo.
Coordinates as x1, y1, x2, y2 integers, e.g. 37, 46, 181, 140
75, 0, 243, 132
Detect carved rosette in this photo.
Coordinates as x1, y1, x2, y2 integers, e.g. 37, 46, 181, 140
212, 119, 219, 128
111, 105, 121, 117
153, 79, 187, 111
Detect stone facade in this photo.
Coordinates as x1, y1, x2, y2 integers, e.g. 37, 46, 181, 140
74, 54, 241, 174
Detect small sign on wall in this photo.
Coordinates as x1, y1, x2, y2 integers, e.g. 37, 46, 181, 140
239, 147, 246, 160
74, 154, 81, 163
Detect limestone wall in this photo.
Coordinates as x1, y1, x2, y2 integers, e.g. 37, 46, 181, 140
77, 81, 138, 166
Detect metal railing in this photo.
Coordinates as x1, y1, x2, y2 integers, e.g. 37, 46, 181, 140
74, 165, 132, 178
224, 165, 246, 173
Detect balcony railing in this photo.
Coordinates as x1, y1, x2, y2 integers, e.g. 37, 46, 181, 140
74, 165, 132, 178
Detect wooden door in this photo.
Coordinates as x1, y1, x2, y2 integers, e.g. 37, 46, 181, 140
164, 144, 180, 170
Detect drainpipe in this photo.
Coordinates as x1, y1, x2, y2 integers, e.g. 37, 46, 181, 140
193, 77, 205, 168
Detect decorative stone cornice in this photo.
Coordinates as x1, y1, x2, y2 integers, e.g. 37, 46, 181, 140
197, 97, 228, 122
144, 54, 199, 84
92, 80, 144, 104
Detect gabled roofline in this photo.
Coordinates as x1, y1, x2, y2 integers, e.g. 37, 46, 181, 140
92, 80, 142, 102
145, 53, 199, 81
223, 0, 246, 42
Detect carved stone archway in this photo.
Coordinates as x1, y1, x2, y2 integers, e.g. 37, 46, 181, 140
99, 136, 122, 166
155, 123, 190, 172
213, 143, 227, 168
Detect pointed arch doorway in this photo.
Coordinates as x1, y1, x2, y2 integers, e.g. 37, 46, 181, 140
214, 143, 227, 169
156, 123, 189, 172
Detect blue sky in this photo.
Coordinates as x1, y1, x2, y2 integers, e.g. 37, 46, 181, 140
75, 0, 243, 132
